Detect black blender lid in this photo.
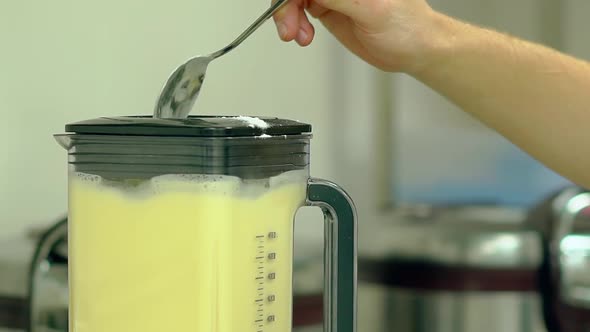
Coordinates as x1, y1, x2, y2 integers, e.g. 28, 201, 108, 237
65, 115, 312, 137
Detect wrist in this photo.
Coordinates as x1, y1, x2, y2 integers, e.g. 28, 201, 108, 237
402, 10, 461, 76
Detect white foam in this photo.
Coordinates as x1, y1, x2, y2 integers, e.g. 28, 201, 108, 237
151, 173, 240, 196
72, 170, 308, 199
234, 116, 269, 129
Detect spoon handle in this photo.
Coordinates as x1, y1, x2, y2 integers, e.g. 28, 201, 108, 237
210, 0, 289, 59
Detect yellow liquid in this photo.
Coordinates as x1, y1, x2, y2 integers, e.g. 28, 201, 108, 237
68, 171, 307, 332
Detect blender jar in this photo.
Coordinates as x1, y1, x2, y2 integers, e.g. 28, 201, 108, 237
55, 116, 357, 332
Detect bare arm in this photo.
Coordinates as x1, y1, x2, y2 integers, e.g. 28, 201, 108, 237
414, 13, 590, 188
273, 0, 590, 188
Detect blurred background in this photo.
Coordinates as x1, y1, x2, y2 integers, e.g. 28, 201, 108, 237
1, 0, 590, 331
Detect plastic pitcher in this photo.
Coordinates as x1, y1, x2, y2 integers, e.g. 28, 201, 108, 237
55, 115, 357, 332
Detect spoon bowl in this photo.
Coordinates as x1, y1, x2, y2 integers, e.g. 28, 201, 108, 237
154, 0, 288, 119
154, 56, 212, 119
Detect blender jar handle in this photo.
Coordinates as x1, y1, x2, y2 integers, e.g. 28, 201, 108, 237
306, 178, 357, 332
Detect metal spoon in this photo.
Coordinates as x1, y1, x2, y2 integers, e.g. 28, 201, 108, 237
154, 0, 289, 119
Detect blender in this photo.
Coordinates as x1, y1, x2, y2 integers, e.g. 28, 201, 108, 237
55, 115, 357, 332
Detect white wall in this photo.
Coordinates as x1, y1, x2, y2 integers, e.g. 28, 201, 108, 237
563, 1, 590, 60
0, 0, 341, 237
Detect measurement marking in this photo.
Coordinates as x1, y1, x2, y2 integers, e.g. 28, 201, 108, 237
258, 303, 263, 307
255, 299, 263, 302
256, 235, 264, 238
256, 277, 263, 280
258, 245, 264, 248
255, 319, 263, 323
258, 287, 264, 291
256, 256, 264, 259
257, 266, 264, 269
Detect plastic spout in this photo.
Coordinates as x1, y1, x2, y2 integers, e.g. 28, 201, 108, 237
54, 134, 71, 150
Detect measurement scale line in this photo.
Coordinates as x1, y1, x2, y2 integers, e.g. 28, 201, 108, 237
256, 256, 264, 259
256, 277, 263, 280
255, 299, 263, 302
255, 319, 263, 323
256, 235, 264, 238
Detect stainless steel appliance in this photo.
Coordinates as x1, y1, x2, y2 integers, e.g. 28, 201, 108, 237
528, 187, 590, 332
28, 219, 68, 332
0, 217, 67, 332
0, 235, 34, 332
357, 199, 590, 332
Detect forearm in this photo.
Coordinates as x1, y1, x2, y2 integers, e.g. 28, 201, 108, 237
410, 12, 590, 188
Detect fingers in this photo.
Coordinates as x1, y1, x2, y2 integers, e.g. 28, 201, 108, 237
295, 9, 315, 46
273, 0, 316, 45
274, 0, 331, 46
273, 0, 302, 41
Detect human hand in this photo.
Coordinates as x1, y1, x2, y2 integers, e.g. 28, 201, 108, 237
272, 0, 442, 72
